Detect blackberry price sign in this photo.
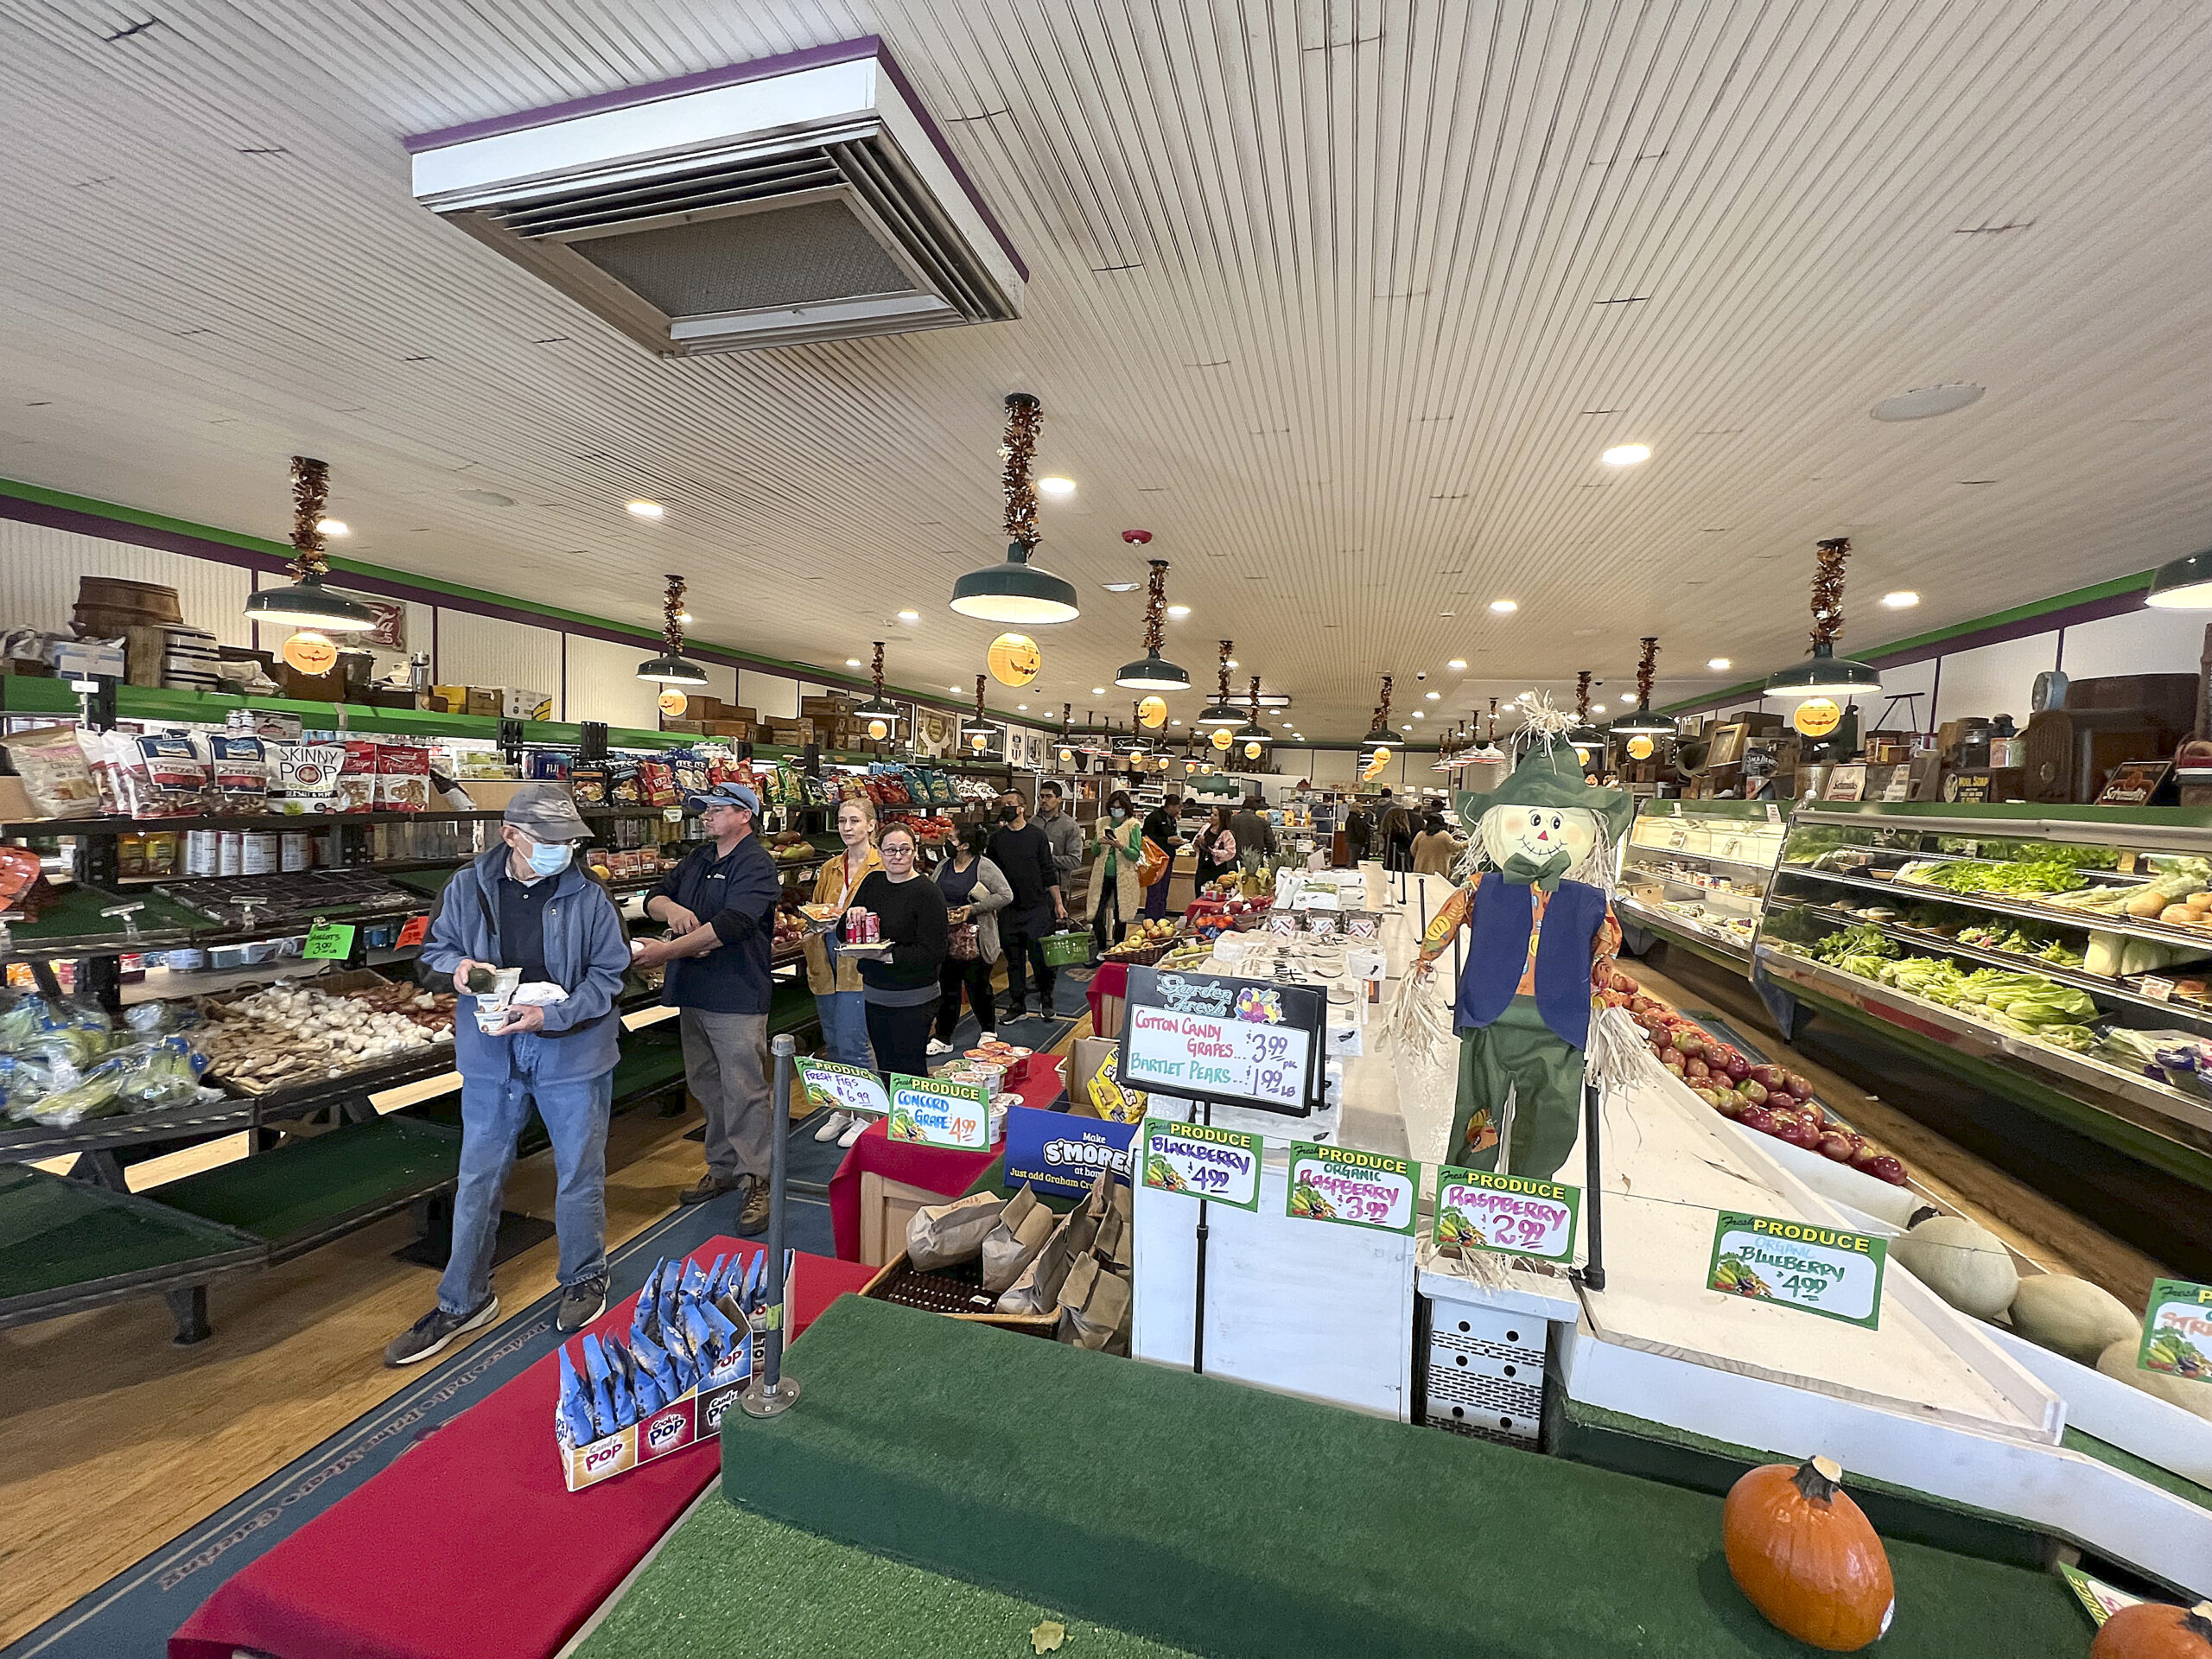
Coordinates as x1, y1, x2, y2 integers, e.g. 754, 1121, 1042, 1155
1119, 967, 1325, 1118
1707, 1211, 1887, 1329
1139, 1117, 1263, 1211
1433, 1166, 1580, 1263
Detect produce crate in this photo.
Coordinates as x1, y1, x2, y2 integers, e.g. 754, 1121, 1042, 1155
1039, 929, 1093, 968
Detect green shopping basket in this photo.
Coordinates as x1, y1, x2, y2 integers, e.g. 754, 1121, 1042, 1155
1040, 928, 1094, 967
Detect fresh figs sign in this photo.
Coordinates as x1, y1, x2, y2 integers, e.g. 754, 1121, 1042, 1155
1286, 1143, 1416, 1233
1139, 1117, 1262, 1211
1433, 1166, 1580, 1263
1707, 1211, 1887, 1329
2137, 1278, 2212, 1384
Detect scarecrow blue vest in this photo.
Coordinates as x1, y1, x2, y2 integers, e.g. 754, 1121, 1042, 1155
1452, 871, 1606, 1049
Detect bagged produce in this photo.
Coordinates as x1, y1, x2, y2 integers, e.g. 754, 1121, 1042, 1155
906, 1190, 1006, 1271
1057, 1255, 1132, 1354
981, 1185, 1054, 1294
5, 724, 103, 818
996, 1205, 1098, 1316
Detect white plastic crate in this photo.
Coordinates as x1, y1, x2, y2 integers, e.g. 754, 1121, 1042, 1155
1423, 1292, 1547, 1445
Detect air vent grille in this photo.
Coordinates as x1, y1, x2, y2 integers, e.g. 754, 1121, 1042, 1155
493, 149, 845, 238
570, 200, 914, 317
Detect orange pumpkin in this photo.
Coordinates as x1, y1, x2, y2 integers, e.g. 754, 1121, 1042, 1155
1723, 1456, 1894, 1652
2093, 1601, 2212, 1659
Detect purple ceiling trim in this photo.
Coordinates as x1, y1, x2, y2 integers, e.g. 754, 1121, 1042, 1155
403, 35, 1025, 281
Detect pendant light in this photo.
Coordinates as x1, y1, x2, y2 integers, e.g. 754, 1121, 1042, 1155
244, 456, 379, 632
1113, 541, 1189, 690
949, 393, 1081, 625
1764, 538, 1881, 701
853, 641, 905, 742
1055, 702, 1077, 768
959, 675, 995, 751
1233, 675, 1274, 760
1610, 637, 1679, 737
636, 574, 709, 685
1196, 641, 1244, 725
1356, 674, 1395, 767
2145, 547, 2212, 609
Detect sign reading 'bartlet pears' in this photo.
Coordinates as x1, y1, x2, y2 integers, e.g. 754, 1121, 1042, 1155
1119, 968, 1325, 1118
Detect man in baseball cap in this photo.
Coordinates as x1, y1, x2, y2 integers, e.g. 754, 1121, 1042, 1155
634, 777, 781, 1227
504, 780, 594, 843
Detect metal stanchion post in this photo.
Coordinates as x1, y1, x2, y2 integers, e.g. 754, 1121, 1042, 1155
741, 1033, 803, 1418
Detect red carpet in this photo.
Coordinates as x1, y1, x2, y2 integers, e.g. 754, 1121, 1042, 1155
170, 1239, 876, 1659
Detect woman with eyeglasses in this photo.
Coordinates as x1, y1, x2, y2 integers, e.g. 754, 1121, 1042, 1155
848, 823, 950, 1083
802, 796, 881, 1145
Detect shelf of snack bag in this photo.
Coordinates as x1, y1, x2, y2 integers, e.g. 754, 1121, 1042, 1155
1757, 799, 2212, 1192
1613, 798, 1784, 974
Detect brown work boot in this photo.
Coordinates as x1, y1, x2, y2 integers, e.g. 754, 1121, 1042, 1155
678, 1173, 744, 1206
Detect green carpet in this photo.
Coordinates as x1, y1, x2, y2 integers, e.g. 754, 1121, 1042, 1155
718, 1297, 2088, 1659
575, 1498, 1197, 1658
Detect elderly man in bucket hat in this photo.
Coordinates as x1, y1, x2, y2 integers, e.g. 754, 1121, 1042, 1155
386, 783, 632, 1366
632, 783, 782, 1230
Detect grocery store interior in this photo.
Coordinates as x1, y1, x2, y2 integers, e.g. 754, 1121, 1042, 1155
6, 4, 2212, 1657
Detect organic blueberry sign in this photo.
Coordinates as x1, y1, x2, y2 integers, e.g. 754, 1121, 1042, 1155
2137, 1277, 2212, 1383
1433, 1166, 1580, 1263
1139, 1116, 1262, 1211
886, 1075, 989, 1151
797, 1058, 890, 1123
1120, 967, 1325, 1118
1707, 1211, 1886, 1328
1286, 1143, 1415, 1233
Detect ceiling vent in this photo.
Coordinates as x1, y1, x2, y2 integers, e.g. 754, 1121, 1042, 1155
407, 38, 1026, 355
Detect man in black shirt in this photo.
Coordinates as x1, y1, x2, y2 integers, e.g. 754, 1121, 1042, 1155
1141, 793, 1181, 918
988, 790, 1066, 1026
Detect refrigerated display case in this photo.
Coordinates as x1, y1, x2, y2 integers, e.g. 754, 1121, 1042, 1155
1614, 798, 1786, 972
1754, 800, 2212, 1193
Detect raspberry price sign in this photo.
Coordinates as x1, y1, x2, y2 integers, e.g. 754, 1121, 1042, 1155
886, 1075, 988, 1151
1433, 1166, 1580, 1263
1286, 1143, 1416, 1234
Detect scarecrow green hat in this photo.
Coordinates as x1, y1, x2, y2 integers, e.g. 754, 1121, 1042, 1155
1455, 736, 1632, 841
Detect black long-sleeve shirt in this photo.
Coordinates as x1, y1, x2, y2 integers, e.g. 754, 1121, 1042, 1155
988, 821, 1061, 929
850, 870, 948, 1003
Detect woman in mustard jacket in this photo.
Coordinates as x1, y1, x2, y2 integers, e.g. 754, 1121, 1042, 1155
804, 796, 881, 1144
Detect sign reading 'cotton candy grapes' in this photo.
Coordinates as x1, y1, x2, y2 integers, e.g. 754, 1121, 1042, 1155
1118, 967, 1326, 1118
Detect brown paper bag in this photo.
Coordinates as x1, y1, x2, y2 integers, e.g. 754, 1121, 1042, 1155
997, 1205, 1101, 1315
906, 1190, 1005, 1272
1057, 1255, 1133, 1353
981, 1185, 1054, 1294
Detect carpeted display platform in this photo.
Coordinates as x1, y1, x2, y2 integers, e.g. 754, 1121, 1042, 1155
716, 1297, 2090, 1659
575, 1499, 1196, 1658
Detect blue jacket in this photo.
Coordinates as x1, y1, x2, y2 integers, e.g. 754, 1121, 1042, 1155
422, 847, 631, 1084
1452, 872, 1607, 1050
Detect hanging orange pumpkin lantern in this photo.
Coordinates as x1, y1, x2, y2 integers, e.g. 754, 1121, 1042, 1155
1722, 1457, 1893, 1651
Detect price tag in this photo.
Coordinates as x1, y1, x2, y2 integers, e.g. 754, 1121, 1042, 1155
1138, 1116, 1262, 1211
396, 913, 430, 948
2140, 976, 2176, 1003
2136, 1277, 2212, 1383
1764, 804, 1779, 823
797, 1058, 890, 1122
1433, 1166, 1580, 1262
1707, 1210, 1886, 1328
1286, 1143, 1415, 1232
1120, 968, 1325, 1118
302, 921, 357, 960
885, 1074, 988, 1150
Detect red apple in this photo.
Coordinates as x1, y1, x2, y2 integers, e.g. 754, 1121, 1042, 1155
1739, 1079, 1769, 1106
1720, 1055, 1751, 1084
1658, 1046, 1683, 1070
1630, 995, 1656, 1016
1847, 1141, 1882, 1169
1780, 1116, 1823, 1150
1675, 1033, 1707, 1061
1818, 1131, 1856, 1162
1686, 1058, 1710, 1081
1784, 1074, 1813, 1101
1738, 1105, 1777, 1135
1866, 1154, 1909, 1185
1750, 1064, 1784, 1091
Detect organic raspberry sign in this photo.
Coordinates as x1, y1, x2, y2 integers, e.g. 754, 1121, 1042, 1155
1285, 1143, 1415, 1233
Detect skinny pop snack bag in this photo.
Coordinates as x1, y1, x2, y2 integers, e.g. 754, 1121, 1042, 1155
582, 1334, 621, 1432
556, 1345, 600, 1446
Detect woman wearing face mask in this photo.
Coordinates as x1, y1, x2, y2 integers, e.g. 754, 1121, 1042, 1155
848, 824, 950, 1082
929, 823, 1013, 1055
1086, 790, 1145, 953
803, 796, 880, 1144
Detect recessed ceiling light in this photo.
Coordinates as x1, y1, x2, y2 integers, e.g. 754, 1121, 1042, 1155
1489, 600, 1517, 614
1103, 581, 1140, 593
1707, 657, 1732, 671
1438, 611, 1456, 619
846, 658, 861, 668
1166, 604, 1191, 618
1871, 384, 1983, 423
459, 488, 515, 506
1883, 590, 1921, 608
626, 499, 664, 518
1017, 703, 1028, 710
1600, 442, 1651, 467
1092, 687, 1106, 696
1401, 724, 1413, 732
1446, 658, 1467, 670
1590, 702, 1607, 715
316, 518, 349, 537
1412, 711, 1425, 719
950, 684, 963, 692
898, 609, 919, 621
1037, 476, 1077, 497
1171, 719, 1182, 726
1425, 691, 1440, 701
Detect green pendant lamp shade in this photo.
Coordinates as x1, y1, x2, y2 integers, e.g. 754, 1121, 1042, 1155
1765, 538, 1879, 701
1196, 639, 1244, 724
637, 573, 709, 684
1113, 545, 1189, 690
951, 393, 1081, 625
1233, 674, 1274, 747
245, 456, 379, 632
2145, 548, 2212, 610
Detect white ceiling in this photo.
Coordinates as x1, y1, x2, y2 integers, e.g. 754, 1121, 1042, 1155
3, 0, 2212, 737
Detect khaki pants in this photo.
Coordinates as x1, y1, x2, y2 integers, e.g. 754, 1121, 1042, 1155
678, 1007, 772, 1183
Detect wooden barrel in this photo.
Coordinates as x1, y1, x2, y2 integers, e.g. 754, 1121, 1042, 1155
73, 576, 182, 626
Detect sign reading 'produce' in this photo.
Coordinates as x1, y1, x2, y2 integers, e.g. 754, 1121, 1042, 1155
2137, 1277, 2212, 1383
797, 1058, 888, 1123
1707, 1211, 1887, 1329
885, 1075, 988, 1151
1434, 1166, 1580, 1263
1285, 1143, 1415, 1233
1139, 1117, 1262, 1211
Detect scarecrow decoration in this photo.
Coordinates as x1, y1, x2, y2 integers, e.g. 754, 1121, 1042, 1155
1392, 694, 1654, 1181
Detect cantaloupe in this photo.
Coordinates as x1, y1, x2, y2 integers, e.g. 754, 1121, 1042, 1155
2009, 1274, 2139, 1365
2096, 1338, 2212, 1421
1892, 1210, 2018, 1320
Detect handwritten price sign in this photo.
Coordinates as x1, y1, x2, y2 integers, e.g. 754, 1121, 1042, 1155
1139, 1117, 1262, 1211
886, 1075, 990, 1151
797, 1058, 889, 1123
1284, 1143, 1415, 1233
1707, 1211, 1887, 1329
1433, 1166, 1580, 1263
2137, 1277, 2212, 1385
1120, 968, 1325, 1118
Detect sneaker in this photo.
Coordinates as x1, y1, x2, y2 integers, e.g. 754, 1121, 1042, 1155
383, 1294, 499, 1368
837, 1116, 868, 1148
738, 1177, 771, 1236
556, 1275, 608, 1334
812, 1110, 852, 1142
925, 1038, 953, 1056
678, 1173, 744, 1206
1001, 1004, 1029, 1024
979, 1029, 997, 1044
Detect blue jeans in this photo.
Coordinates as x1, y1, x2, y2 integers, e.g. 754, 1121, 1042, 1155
815, 989, 874, 1070
438, 1037, 611, 1316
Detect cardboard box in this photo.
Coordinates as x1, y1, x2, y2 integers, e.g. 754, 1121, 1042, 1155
703, 720, 757, 739
0, 776, 36, 820
559, 1338, 754, 1493
800, 696, 855, 719
429, 684, 470, 714
658, 718, 704, 734
466, 688, 504, 718
504, 688, 554, 721
461, 779, 566, 812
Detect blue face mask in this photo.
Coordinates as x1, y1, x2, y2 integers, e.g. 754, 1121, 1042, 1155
1109, 807, 1127, 821
527, 839, 573, 877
